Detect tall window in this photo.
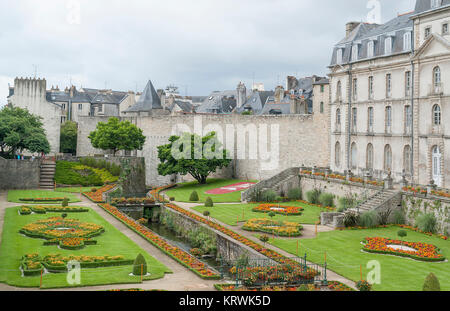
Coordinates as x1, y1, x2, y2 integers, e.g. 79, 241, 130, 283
352, 45, 359, 61
433, 104, 441, 125
405, 105, 412, 134
404, 145, 412, 174
351, 143, 358, 169
320, 85, 324, 93
352, 107, 357, 132
431, 0, 442, 8
366, 144, 374, 170
353, 78, 358, 101
320, 102, 324, 113
336, 48, 343, 64
386, 73, 392, 98
433, 66, 441, 87
367, 41, 374, 58
405, 71, 412, 96
368, 76, 374, 99
385, 37, 392, 54
403, 32, 412, 51
78, 104, 82, 110
384, 145, 393, 171
425, 27, 431, 38
335, 142, 341, 168
336, 81, 342, 101
368, 107, 374, 133
443, 23, 448, 35
336, 108, 341, 131
385, 106, 392, 133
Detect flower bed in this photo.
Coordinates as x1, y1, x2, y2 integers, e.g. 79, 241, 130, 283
18, 205, 89, 215
111, 197, 155, 207
214, 281, 354, 291
402, 186, 428, 196
362, 237, 445, 262
252, 204, 304, 216
83, 184, 116, 203
19, 198, 65, 202
430, 190, 450, 199
149, 185, 175, 202
21, 253, 133, 275
242, 219, 303, 237
98, 203, 220, 280
337, 224, 448, 240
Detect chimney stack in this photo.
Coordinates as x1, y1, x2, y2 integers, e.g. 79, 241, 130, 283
346, 22, 360, 37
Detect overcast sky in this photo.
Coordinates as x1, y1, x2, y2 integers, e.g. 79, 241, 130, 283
0, 0, 416, 106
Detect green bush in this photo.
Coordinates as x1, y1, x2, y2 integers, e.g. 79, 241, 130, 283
132, 254, 147, 276
259, 235, 269, 244
319, 193, 334, 207
306, 189, 322, 205
343, 210, 359, 227
423, 273, 440, 291
358, 211, 378, 228
169, 197, 175, 201
338, 197, 354, 212
61, 198, 69, 207
397, 230, 407, 239
415, 213, 437, 233
287, 188, 302, 200
392, 209, 406, 225
205, 197, 214, 207
55, 161, 103, 186
356, 280, 372, 291
189, 191, 199, 201
261, 190, 277, 203
203, 210, 211, 217
79, 158, 121, 177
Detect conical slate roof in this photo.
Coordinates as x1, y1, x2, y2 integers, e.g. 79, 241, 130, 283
125, 80, 162, 112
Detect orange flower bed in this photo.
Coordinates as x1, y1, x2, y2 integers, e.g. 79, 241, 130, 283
362, 237, 445, 262
253, 204, 304, 215
98, 203, 220, 279
83, 184, 116, 203
402, 186, 428, 195
148, 185, 175, 203
431, 190, 450, 198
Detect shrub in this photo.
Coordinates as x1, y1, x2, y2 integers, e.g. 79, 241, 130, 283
91, 188, 98, 193
416, 213, 437, 233
343, 210, 359, 227
259, 235, 269, 245
132, 254, 147, 276
358, 211, 378, 228
306, 189, 321, 205
423, 273, 440, 291
338, 196, 354, 212
261, 190, 277, 203
61, 198, 69, 207
287, 188, 302, 200
392, 209, 406, 225
296, 284, 309, 291
356, 280, 372, 291
203, 210, 211, 218
205, 197, 214, 207
189, 191, 199, 201
169, 197, 175, 201
61, 213, 68, 219
319, 193, 334, 207
268, 212, 276, 219
397, 230, 407, 239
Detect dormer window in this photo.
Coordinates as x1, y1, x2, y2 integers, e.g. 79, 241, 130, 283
384, 37, 392, 55
336, 48, 343, 64
351, 44, 359, 61
431, 0, 442, 9
367, 41, 375, 58
403, 32, 412, 51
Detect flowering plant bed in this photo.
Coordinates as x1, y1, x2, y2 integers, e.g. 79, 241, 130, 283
149, 185, 176, 203
19, 205, 89, 215
336, 224, 448, 240
252, 204, 304, 216
243, 219, 303, 237
430, 190, 450, 199
111, 197, 156, 207
19, 198, 65, 202
98, 203, 220, 280
402, 186, 428, 195
83, 184, 116, 203
21, 253, 133, 275
214, 281, 354, 291
362, 237, 445, 262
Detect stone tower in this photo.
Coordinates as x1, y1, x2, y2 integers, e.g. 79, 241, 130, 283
236, 82, 247, 108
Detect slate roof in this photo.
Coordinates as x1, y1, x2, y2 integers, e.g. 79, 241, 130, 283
196, 90, 237, 114
168, 100, 193, 113
124, 80, 163, 112
236, 90, 275, 114
414, 0, 450, 15
260, 102, 291, 115
46, 88, 128, 105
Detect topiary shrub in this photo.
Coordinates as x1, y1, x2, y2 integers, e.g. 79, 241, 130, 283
306, 189, 322, 205
397, 230, 407, 239
343, 210, 360, 227
132, 253, 147, 276
205, 197, 214, 207
203, 210, 211, 218
288, 188, 302, 201
423, 273, 440, 291
169, 197, 175, 201
62, 198, 69, 207
189, 191, 199, 202
259, 235, 269, 246
261, 190, 277, 203
358, 211, 379, 228
319, 193, 334, 207
392, 209, 406, 225
416, 213, 437, 233
91, 188, 98, 193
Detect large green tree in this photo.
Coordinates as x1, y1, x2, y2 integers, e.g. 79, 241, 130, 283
0, 106, 50, 156
60, 121, 78, 154
88, 117, 146, 156
157, 132, 232, 184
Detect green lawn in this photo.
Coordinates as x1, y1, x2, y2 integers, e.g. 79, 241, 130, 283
193, 202, 323, 225
165, 179, 257, 203
7, 190, 81, 204
267, 226, 450, 291
0, 207, 171, 289
56, 187, 100, 193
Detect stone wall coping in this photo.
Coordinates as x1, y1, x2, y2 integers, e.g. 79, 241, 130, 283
300, 174, 383, 190
402, 192, 450, 204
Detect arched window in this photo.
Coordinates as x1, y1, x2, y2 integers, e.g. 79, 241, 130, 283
384, 144, 393, 171
404, 145, 412, 174
335, 142, 341, 168
351, 142, 358, 169
366, 143, 374, 170
433, 66, 441, 87
433, 104, 441, 125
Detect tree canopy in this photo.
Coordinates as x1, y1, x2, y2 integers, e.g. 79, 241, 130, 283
88, 117, 146, 156
60, 121, 78, 155
0, 106, 50, 157
157, 132, 232, 184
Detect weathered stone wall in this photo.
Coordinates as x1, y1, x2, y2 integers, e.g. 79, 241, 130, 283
402, 194, 450, 236
77, 114, 329, 186
0, 157, 40, 190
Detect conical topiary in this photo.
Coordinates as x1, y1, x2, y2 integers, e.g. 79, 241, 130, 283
205, 197, 214, 207
133, 253, 147, 276
62, 197, 69, 207
423, 273, 440, 291
189, 191, 199, 201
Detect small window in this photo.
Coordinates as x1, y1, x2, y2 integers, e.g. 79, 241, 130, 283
405, 71, 412, 96
368, 107, 374, 132
61, 116, 66, 124
320, 85, 324, 93
62, 103, 66, 110
384, 37, 392, 54
442, 23, 448, 35
433, 105, 441, 125
78, 104, 82, 110
352, 107, 357, 132
403, 32, 411, 51
425, 27, 431, 38
367, 41, 374, 58
320, 102, 324, 113
386, 74, 392, 98
368, 76, 374, 99
385, 106, 392, 133
353, 78, 358, 101
351, 45, 359, 61
98, 104, 103, 112
336, 48, 343, 64
433, 66, 441, 87
336, 108, 341, 130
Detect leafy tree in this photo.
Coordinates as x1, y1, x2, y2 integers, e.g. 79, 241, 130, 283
60, 121, 78, 154
88, 117, 146, 156
157, 132, 231, 184
0, 106, 50, 156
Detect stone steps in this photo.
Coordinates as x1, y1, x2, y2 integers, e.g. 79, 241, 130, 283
39, 161, 56, 189
350, 189, 401, 213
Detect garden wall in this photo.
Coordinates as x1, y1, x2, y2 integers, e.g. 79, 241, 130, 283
402, 194, 450, 236
0, 157, 40, 190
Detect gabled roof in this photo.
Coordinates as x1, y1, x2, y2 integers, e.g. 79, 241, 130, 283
124, 80, 162, 112
260, 102, 291, 115
414, 0, 450, 16
237, 90, 275, 114
168, 101, 193, 113
196, 90, 237, 114
412, 33, 450, 60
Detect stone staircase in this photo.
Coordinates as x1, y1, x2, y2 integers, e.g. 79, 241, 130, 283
39, 160, 56, 189
349, 189, 401, 213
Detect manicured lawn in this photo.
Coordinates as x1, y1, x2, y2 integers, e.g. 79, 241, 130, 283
267, 226, 450, 291
7, 190, 81, 204
192, 201, 323, 225
56, 187, 100, 193
165, 179, 257, 203
0, 207, 171, 289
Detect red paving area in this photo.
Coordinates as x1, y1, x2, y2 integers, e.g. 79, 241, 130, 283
205, 182, 256, 194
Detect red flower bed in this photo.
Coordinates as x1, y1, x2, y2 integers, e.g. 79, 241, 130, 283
252, 204, 304, 215
83, 184, 116, 203
362, 237, 445, 262
98, 203, 220, 279
402, 186, 428, 195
